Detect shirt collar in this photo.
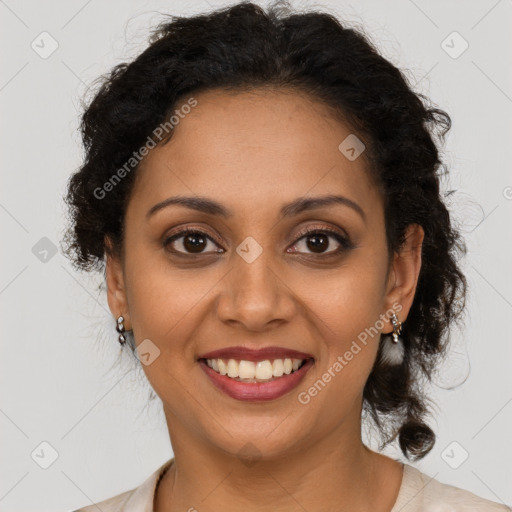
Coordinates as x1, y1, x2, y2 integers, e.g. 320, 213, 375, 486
123, 458, 175, 511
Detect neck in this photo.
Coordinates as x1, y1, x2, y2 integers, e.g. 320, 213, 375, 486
154, 410, 404, 512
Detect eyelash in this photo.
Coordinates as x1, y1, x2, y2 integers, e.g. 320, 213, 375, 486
163, 225, 353, 257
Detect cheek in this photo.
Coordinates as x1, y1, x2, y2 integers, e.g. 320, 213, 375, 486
123, 245, 222, 359
290, 255, 386, 393
295, 255, 387, 341
122, 255, 210, 405
292, 284, 383, 421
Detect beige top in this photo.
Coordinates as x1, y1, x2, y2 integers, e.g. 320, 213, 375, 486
73, 458, 510, 511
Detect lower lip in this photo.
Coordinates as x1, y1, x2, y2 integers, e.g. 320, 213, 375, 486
199, 359, 314, 402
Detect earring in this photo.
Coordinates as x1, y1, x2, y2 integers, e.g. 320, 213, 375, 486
116, 315, 126, 346
380, 312, 405, 366
390, 312, 402, 343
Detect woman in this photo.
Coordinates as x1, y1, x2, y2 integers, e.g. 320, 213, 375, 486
64, 2, 509, 511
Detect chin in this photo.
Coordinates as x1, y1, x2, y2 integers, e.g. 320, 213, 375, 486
205, 419, 309, 462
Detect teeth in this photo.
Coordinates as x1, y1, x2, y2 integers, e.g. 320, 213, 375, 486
239, 360, 255, 379
255, 361, 273, 379
204, 358, 306, 381
227, 359, 239, 378
218, 359, 227, 375
272, 359, 284, 377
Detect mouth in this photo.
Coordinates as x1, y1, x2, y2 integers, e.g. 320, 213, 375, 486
201, 357, 309, 382
198, 356, 315, 402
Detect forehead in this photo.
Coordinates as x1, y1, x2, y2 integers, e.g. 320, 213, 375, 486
130, 88, 382, 220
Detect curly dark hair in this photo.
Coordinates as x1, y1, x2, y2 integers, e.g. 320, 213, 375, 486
62, 0, 467, 462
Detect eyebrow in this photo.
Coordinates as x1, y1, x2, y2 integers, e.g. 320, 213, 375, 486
146, 194, 366, 223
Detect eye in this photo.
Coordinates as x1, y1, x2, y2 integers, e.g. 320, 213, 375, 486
287, 227, 352, 256
163, 225, 353, 257
163, 228, 224, 255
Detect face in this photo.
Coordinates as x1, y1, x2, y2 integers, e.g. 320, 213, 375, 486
106, 88, 423, 460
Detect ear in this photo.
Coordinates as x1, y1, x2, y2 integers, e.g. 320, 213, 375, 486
105, 237, 131, 330
382, 223, 424, 333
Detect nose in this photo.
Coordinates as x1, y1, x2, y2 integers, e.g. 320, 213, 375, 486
215, 250, 298, 332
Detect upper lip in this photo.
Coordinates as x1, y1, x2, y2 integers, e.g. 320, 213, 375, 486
198, 346, 314, 362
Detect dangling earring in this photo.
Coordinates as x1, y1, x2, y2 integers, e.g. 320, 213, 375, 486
380, 312, 405, 366
116, 315, 126, 346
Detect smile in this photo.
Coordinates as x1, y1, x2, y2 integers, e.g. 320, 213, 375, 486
199, 357, 315, 401
204, 357, 306, 382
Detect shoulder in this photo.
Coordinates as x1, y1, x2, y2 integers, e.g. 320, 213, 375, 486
72, 458, 174, 512
72, 488, 135, 512
392, 463, 511, 511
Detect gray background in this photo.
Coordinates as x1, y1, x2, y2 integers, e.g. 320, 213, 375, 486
1, 0, 511, 510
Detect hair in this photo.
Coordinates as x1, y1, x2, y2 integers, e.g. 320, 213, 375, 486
62, 0, 467, 462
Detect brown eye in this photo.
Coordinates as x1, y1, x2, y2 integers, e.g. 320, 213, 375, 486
305, 233, 329, 253
288, 228, 353, 256
163, 228, 224, 255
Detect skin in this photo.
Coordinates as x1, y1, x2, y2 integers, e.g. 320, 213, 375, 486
105, 87, 424, 512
